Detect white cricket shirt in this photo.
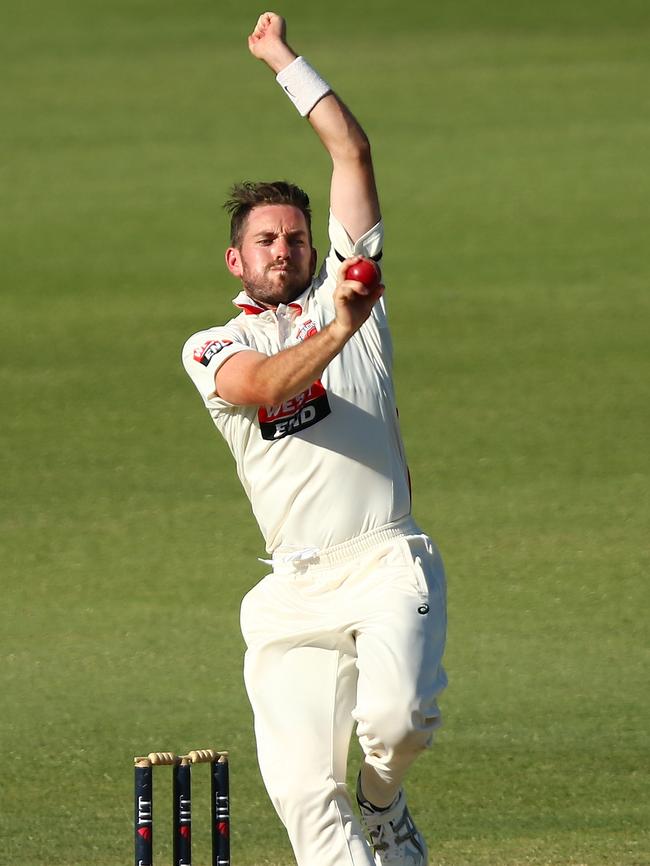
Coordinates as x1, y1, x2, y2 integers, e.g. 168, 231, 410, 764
182, 213, 411, 554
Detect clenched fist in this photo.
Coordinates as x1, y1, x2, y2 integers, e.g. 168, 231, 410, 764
248, 12, 296, 73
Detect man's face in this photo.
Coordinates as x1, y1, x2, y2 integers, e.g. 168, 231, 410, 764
225, 204, 317, 307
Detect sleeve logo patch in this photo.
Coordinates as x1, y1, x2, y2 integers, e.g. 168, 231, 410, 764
193, 339, 233, 366
258, 381, 331, 441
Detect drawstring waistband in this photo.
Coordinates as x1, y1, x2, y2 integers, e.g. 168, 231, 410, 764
260, 516, 421, 572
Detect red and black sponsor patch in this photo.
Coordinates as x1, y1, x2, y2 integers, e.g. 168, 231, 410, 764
193, 339, 233, 366
258, 381, 331, 441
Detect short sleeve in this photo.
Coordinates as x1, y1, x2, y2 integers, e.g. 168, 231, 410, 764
182, 327, 254, 405
328, 212, 384, 260
313, 212, 387, 324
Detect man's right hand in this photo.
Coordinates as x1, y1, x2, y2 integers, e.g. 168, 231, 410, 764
248, 12, 296, 73
331, 257, 385, 341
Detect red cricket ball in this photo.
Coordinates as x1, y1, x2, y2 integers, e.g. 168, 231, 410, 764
344, 258, 381, 290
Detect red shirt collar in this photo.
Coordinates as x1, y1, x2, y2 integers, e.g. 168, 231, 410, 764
231, 292, 268, 315
231, 288, 310, 317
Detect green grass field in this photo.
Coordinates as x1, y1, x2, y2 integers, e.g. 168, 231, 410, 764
1, 1, 649, 864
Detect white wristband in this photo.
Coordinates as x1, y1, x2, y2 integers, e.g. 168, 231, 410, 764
276, 56, 332, 117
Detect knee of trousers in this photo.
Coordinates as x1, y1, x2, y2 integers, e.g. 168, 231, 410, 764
356, 702, 442, 765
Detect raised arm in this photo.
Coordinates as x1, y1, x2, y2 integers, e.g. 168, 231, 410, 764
248, 12, 381, 242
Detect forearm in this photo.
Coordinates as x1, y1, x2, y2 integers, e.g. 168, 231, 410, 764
216, 320, 350, 407
272, 58, 371, 166
258, 321, 350, 403
308, 91, 370, 161
253, 25, 369, 163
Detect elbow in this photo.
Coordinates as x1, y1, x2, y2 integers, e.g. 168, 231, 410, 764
220, 377, 288, 408
350, 131, 372, 161
256, 373, 319, 408
257, 384, 286, 407
332, 131, 372, 164
357, 133, 372, 162
250, 371, 293, 408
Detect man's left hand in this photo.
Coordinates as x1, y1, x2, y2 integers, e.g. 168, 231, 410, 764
248, 12, 296, 73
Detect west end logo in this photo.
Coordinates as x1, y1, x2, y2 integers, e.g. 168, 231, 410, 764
258, 381, 331, 440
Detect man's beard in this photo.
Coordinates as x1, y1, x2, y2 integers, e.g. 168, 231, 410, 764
241, 261, 311, 308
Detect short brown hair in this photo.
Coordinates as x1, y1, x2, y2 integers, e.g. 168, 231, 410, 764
223, 181, 312, 248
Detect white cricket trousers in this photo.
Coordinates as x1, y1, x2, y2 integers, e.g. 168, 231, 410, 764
240, 517, 448, 866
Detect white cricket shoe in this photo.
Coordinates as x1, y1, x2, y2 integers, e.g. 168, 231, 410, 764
357, 781, 428, 866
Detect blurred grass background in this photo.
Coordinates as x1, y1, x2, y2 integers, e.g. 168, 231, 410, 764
1, 0, 648, 864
